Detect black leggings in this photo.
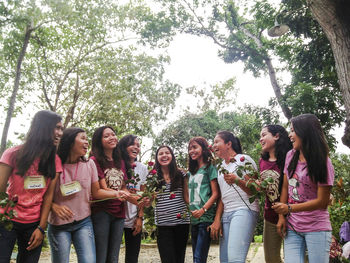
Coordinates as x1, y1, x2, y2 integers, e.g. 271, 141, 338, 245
157, 224, 190, 263
124, 228, 142, 263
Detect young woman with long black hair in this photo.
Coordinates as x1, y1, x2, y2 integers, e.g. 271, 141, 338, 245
187, 136, 219, 263
210, 131, 259, 263
117, 134, 148, 263
273, 114, 334, 263
259, 125, 292, 263
0, 110, 63, 262
154, 145, 190, 263
90, 126, 133, 263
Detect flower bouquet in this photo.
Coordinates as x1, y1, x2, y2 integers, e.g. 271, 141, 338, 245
0, 192, 18, 230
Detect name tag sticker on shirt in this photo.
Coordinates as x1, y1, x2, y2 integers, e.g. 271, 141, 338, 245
24, 175, 46, 189
60, 181, 82, 196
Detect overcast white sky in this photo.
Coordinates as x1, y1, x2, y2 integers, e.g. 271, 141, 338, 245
161, 33, 350, 154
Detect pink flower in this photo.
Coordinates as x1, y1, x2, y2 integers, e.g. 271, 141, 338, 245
150, 169, 157, 175
176, 213, 182, 219
169, 193, 176, 200
148, 161, 154, 167
131, 163, 137, 169
240, 156, 245, 162
208, 145, 214, 152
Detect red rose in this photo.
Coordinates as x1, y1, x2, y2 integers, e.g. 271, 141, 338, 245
11, 195, 18, 203
169, 193, 176, 200
240, 156, 245, 162
150, 169, 157, 175
148, 161, 154, 167
208, 145, 214, 152
131, 163, 137, 169
176, 213, 182, 219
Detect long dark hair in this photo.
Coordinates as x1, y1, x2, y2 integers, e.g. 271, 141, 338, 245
117, 134, 138, 179
188, 136, 211, 174
90, 126, 120, 169
57, 127, 87, 164
155, 145, 183, 191
216, 130, 243, 154
261, 125, 292, 191
287, 114, 329, 183
15, 110, 62, 179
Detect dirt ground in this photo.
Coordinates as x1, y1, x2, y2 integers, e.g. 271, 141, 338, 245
34, 242, 263, 263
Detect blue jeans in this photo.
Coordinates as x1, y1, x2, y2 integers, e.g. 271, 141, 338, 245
91, 211, 124, 263
220, 209, 258, 263
48, 216, 96, 263
191, 222, 211, 263
284, 229, 332, 263
0, 221, 43, 263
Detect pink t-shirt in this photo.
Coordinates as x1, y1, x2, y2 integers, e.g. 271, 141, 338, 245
0, 146, 63, 223
90, 156, 127, 218
284, 149, 334, 232
259, 158, 280, 225
48, 159, 99, 225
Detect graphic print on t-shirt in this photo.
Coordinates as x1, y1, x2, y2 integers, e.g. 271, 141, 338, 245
105, 168, 124, 190
189, 173, 204, 207
289, 173, 300, 202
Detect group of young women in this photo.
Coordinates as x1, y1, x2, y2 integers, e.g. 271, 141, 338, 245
0, 110, 334, 263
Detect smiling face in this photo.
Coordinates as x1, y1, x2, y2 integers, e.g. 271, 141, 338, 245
188, 141, 203, 161
53, 121, 64, 146
289, 124, 302, 151
157, 147, 173, 167
126, 138, 140, 162
101, 128, 118, 151
71, 132, 89, 157
213, 135, 231, 159
260, 127, 278, 154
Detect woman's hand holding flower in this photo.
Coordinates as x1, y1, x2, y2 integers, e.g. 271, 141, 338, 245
224, 173, 239, 185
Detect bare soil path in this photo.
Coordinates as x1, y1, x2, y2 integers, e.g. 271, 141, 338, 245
33, 242, 265, 263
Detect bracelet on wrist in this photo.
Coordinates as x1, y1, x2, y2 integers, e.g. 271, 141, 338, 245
136, 215, 144, 220
286, 204, 292, 216
37, 225, 45, 235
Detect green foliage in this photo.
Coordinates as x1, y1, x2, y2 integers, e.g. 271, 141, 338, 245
155, 106, 280, 167
330, 153, 350, 240
1, 0, 181, 142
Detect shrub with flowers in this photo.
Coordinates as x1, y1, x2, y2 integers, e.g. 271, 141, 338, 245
0, 192, 18, 230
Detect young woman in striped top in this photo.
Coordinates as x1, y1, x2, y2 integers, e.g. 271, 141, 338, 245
154, 145, 190, 263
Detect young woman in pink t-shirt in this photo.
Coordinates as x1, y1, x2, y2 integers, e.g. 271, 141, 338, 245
48, 127, 129, 263
0, 110, 63, 263
273, 114, 334, 263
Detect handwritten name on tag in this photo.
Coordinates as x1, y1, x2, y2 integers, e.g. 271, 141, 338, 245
24, 176, 46, 189
60, 181, 82, 196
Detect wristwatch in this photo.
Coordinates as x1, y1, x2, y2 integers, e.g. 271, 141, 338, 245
202, 207, 208, 213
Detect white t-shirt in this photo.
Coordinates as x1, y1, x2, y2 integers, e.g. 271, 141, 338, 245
124, 161, 148, 228
217, 154, 259, 213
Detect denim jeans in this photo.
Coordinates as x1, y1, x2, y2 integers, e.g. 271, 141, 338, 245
191, 222, 212, 263
157, 224, 189, 263
124, 227, 142, 263
220, 209, 258, 263
0, 221, 43, 263
48, 216, 96, 263
284, 229, 332, 263
92, 211, 124, 263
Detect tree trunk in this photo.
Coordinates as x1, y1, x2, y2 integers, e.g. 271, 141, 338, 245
265, 57, 293, 120
308, 0, 350, 147
0, 25, 33, 156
